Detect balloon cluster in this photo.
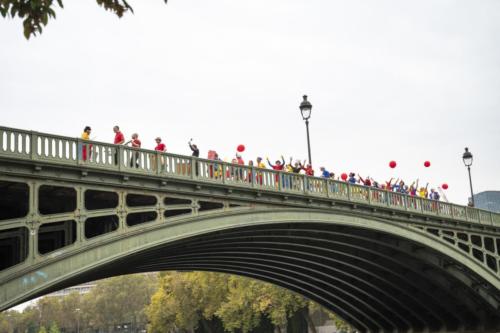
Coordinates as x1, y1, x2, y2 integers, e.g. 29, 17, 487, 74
382, 160, 449, 190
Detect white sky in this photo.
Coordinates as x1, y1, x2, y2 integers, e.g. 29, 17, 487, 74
1, 0, 499, 205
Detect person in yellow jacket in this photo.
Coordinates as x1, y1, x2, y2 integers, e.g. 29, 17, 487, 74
255, 157, 266, 185
81, 126, 91, 161
418, 183, 429, 199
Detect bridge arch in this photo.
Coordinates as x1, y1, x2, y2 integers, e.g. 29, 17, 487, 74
2, 209, 499, 333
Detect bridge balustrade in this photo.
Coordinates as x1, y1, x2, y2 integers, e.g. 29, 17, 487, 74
348, 184, 369, 202
452, 205, 467, 220
327, 179, 349, 199
0, 126, 499, 227
0, 128, 32, 159
405, 195, 422, 212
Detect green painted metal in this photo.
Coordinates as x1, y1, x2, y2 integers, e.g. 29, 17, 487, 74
0, 125, 498, 227
1, 126, 500, 333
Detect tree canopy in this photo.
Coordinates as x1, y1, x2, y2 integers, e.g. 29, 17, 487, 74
145, 271, 349, 333
0, 0, 167, 39
1, 272, 355, 333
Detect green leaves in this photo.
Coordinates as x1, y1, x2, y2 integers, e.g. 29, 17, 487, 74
2, 0, 64, 39
146, 272, 320, 333
1, 0, 168, 39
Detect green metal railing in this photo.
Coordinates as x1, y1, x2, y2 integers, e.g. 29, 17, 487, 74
1, 126, 499, 227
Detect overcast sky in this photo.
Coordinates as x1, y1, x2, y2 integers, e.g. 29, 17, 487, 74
1, 0, 499, 205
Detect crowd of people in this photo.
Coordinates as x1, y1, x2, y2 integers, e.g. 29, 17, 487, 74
80, 125, 444, 202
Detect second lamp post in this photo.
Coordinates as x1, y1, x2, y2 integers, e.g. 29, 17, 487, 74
462, 147, 475, 207
299, 95, 313, 165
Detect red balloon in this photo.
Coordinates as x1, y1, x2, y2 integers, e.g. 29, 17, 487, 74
341, 173, 348, 181
389, 161, 397, 169
442, 183, 449, 190
424, 161, 431, 168
236, 144, 245, 152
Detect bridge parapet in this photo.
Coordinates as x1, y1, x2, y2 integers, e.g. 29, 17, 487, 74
1, 125, 498, 227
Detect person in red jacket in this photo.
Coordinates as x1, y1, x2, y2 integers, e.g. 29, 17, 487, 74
300, 161, 314, 176
152, 137, 166, 171
113, 125, 125, 165
154, 137, 166, 152
267, 156, 285, 171
358, 174, 372, 186
267, 156, 285, 186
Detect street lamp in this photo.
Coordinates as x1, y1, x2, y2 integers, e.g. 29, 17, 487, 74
462, 147, 475, 207
299, 95, 313, 165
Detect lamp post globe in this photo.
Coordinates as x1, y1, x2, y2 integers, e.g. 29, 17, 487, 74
299, 95, 313, 165
462, 147, 473, 167
300, 95, 312, 120
462, 147, 475, 207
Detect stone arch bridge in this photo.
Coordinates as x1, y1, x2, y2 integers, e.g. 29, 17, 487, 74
0, 126, 499, 333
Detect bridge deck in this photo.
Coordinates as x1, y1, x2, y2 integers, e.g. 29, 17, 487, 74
0, 125, 498, 227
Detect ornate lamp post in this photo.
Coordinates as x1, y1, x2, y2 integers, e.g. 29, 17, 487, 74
299, 95, 313, 165
462, 147, 474, 207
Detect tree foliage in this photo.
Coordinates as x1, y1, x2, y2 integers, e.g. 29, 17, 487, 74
3, 272, 355, 333
147, 271, 230, 333
48, 322, 60, 333
0, 0, 167, 39
146, 271, 325, 333
1, 273, 157, 333
82, 273, 157, 331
